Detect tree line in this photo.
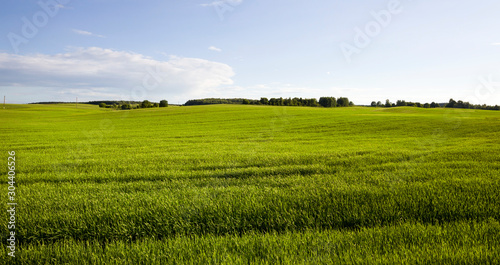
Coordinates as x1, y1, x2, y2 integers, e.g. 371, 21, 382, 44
185, 97, 354, 108
444, 99, 499, 110
370, 99, 499, 110
32, 97, 498, 111
98, 100, 168, 110
184, 98, 246, 106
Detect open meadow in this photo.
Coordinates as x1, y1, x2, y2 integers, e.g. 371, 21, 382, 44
1, 103, 500, 264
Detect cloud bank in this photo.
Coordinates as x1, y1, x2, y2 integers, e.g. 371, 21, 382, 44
0, 47, 235, 101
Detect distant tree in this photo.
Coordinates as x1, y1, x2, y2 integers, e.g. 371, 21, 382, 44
336, 97, 343, 107
376, 101, 382, 107
337, 97, 349, 107
121, 104, 131, 110
141, 100, 152, 108
430, 102, 438, 108
423, 103, 430, 108
159, 100, 168, 107
385, 99, 391, 107
349, 101, 354, 106
371, 101, 377, 107
309, 98, 319, 107
331, 97, 338, 107
319, 97, 336, 107
260, 97, 269, 105
445, 98, 456, 108
99, 103, 106, 108
153, 103, 159, 107
242, 99, 250, 104
319, 97, 327, 107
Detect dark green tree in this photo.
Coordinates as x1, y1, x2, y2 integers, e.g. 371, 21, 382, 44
141, 100, 152, 108
159, 100, 168, 107
445, 98, 456, 108
396, 100, 406, 106
308, 98, 319, 107
319, 97, 336, 107
337, 97, 349, 107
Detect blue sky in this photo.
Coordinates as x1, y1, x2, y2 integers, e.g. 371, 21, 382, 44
1, 0, 500, 105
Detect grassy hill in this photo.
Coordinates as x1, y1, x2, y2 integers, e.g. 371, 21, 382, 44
1, 104, 500, 263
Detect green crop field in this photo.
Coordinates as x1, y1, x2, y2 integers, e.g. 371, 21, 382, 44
1, 103, 500, 264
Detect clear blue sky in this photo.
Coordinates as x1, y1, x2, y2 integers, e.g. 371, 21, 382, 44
1, 0, 500, 105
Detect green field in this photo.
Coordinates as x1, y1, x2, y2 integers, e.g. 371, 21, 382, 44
1, 104, 500, 264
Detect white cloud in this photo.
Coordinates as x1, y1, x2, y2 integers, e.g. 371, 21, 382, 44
0, 47, 235, 101
491, 43, 500, 46
201, 0, 242, 7
72, 29, 105, 38
208, 46, 222, 52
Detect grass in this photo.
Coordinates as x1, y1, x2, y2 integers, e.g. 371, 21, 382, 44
1, 103, 499, 264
